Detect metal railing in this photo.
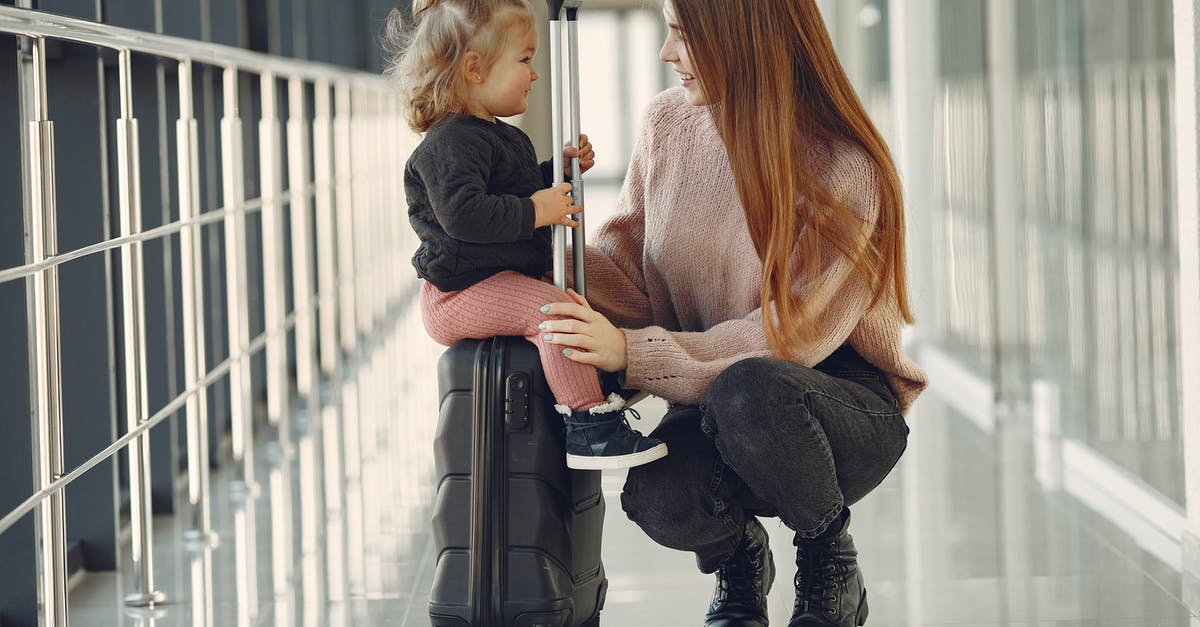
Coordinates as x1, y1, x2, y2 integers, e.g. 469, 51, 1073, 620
0, 6, 417, 624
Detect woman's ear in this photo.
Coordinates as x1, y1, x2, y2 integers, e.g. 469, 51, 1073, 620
462, 51, 484, 83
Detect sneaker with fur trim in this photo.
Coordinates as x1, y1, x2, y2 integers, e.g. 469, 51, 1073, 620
556, 394, 669, 470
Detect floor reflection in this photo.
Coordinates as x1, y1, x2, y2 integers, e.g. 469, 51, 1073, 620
66, 306, 1198, 625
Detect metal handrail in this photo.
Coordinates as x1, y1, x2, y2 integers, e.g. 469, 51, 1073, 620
0, 199, 258, 286
0, 6, 387, 86
0, 5, 415, 623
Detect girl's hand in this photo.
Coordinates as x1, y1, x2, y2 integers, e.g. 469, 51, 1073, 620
539, 288, 627, 372
563, 134, 595, 174
532, 182, 580, 228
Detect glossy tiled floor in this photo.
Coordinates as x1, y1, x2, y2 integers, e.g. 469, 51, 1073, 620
65, 304, 1200, 626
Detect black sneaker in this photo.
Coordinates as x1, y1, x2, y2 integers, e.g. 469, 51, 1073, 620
557, 394, 668, 470
706, 517, 774, 627
789, 510, 868, 627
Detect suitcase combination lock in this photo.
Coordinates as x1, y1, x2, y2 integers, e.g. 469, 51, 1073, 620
504, 373, 530, 430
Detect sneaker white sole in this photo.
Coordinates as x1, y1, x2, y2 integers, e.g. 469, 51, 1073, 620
566, 443, 669, 470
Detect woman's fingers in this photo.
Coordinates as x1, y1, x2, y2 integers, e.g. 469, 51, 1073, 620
539, 301, 593, 321
565, 288, 591, 308
542, 332, 592, 350
561, 348, 601, 366
539, 318, 583, 334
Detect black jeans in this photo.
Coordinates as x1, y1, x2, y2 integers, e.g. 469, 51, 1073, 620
620, 346, 910, 573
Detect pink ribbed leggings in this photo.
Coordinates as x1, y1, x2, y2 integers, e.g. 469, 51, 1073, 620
420, 271, 605, 411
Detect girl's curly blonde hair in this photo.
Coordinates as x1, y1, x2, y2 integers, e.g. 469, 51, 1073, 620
384, 0, 536, 132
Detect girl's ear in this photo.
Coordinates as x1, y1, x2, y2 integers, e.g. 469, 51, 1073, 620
462, 51, 484, 83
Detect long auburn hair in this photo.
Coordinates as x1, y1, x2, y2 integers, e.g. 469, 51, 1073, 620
670, 0, 914, 359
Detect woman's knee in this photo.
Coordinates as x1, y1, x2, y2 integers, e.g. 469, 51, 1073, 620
620, 466, 702, 549
703, 357, 796, 434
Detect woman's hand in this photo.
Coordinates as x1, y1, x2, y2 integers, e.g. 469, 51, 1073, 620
562, 134, 595, 174
539, 288, 627, 372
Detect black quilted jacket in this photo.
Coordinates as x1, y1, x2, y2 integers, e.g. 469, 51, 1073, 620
406, 114, 556, 292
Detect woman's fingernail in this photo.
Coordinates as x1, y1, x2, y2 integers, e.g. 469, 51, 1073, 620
563, 348, 573, 356
538, 322, 547, 330
540, 305, 550, 313
544, 333, 554, 341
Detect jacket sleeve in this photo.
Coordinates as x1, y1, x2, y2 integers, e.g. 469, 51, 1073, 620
621, 148, 881, 405
411, 135, 537, 244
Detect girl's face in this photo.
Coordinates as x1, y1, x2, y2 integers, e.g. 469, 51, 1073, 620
660, 1, 706, 106
468, 23, 539, 120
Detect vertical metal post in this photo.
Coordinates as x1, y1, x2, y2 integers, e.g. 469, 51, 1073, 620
333, 82, 358, 357
1174, 0, 1200, 585
221, 66, 257, 491
549, 2, 567, 290
314, 78, 350, 604
350, 90, 371, 342
889, 0, 940, 340
341, 376, 365, 597
177, 59, 216, 547
287, 76, 318, 404
985, 0, 1035, 617
187, 543, 215, 627
321, 401, 349, 603
985, 0, 1028, 407
372, 92, 385, 325
117, 48, 166, 608
233, 496, 260, 623
259, 72, 289, 430
313, 80, 339, 378
269, 454, 296, 619
888, 5, 938, 621
23, 35, 70, 627
297, 412, 326, 627
565, 2, 586, 296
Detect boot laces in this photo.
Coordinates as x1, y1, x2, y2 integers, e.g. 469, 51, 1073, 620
717, 536, 763, 602
793, 545, 811, 612
805, 540, 848, 616
564, 405, 642, 430
621, 406, 644, 432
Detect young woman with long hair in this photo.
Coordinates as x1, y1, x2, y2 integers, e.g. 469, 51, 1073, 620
537, 0, 927, 624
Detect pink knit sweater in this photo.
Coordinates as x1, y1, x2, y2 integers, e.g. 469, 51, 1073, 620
578, 88, 928, 414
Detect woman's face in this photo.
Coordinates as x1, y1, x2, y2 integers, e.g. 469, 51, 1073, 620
660, 1, 707, 106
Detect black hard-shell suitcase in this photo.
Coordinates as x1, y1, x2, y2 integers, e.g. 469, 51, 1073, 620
429, 337, 607, 627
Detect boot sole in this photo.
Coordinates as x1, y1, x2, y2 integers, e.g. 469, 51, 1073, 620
567, 443, 669, 470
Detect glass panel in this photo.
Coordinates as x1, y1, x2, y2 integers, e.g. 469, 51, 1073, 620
1016, 0, 1181, 504
934, 0, 995, 376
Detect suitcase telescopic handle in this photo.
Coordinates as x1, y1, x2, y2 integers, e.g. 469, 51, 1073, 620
548, 0, 586, 296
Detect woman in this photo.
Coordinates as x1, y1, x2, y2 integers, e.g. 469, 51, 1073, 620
538, 0, 927, 625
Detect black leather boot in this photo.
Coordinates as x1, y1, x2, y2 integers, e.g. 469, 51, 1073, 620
706, 517, 774, 627
789, 511, 868, 627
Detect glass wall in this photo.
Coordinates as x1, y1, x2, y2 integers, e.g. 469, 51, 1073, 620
873, 0, 1184, 504
1015, 0, 1180, 502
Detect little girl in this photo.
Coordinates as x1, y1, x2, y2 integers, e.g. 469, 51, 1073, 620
386, 0, 667, 470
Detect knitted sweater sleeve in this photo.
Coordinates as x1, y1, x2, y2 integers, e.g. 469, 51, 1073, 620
622, 145, 880, 405
568, 117, 655, 329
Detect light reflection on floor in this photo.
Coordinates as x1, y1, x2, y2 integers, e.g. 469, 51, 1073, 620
66, 301, 1199, 626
